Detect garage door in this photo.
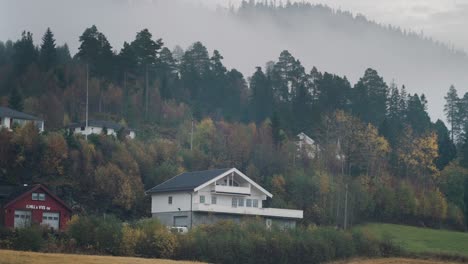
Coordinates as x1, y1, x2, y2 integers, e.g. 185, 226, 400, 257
173, 216, 188, 227
42, 212, 60, 230
14, 210, 31, 228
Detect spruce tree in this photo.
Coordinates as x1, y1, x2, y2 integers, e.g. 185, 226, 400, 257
249, 67, 273, 123
434, 119, 456, 170
444, 85, 460, 141
8, 88, 23, 111
39, 27, 57, 71
352, 68, 388, 126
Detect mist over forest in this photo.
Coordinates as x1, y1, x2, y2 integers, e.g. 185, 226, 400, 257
2, 0, 468, 120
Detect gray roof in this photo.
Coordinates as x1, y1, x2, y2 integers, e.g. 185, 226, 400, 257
146, 168, 232, 194
0, 107, 43, 121
69, 120, 130, 131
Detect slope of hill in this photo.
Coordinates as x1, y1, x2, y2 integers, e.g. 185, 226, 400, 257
356, 223, 468, 257
3, 0, 468, 119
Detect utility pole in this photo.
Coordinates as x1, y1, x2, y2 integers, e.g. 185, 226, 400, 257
344, 183, 348, 230
145, 64, 149, 119
190, 119, 194, 151
85, 63, 89, 141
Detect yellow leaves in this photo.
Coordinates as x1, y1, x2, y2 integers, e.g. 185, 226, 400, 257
271, 175, 286, 196
41, 132, 68, 177
398, 129, 439, 179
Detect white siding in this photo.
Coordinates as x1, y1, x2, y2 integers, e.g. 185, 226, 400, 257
73, 126, 135, 139
151, 192, 192, 213
0, 117, 44, 132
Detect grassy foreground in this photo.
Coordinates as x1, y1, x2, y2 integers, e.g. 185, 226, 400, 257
356, 223, 468, 257
332, 258, 459, 264
0, 250, 203, 264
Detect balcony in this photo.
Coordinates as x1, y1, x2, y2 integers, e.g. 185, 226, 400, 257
193, 203, 303, 219
214, 185, 251, 195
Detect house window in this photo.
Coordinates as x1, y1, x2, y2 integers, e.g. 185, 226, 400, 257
211, 196, 217, 204
246, 199, 252, 207
253, 199, 258, 208
32, 193, 45, 201
168, 196, 173, 205
80, 126, 85, 131
238, 198, 244, 207
232, 197, 237, 208
200, 195, 205, 204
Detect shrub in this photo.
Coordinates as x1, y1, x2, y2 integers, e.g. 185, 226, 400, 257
67, 214, 123, 254
134, 218, 177, 258
13, 225, 44, 251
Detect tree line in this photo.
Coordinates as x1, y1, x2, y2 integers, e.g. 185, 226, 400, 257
0, 26, 467, 230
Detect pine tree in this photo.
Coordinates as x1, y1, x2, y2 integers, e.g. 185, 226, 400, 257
8, 88, 23, 111
434, 119, 456, 170
77, 25, 114, 78
444, 85, 460, 141
13, 31, 38, 74
39, 27, 57, 71
353, 68, 388, 126
249, 67, 273, 123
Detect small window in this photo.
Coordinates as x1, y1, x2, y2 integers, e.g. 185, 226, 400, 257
253, 199, 258, 208
43, 216, 47, 220
246, 199, 252, 207
80, 126, 85, 131
232, 197, 237, 208
168, 196, 173, 205
38, 193, 46, 201
238, 198, 244, 207
211, 196, 217, 204
32, 193, 38, 200
200, 195, 205, 204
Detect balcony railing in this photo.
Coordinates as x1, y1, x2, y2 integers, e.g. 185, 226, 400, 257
193, 203, 303, 219
214, 185, 251, 195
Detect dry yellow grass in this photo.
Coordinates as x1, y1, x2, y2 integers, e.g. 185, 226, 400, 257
0, 250, 204, 264
331, 258, 460, 264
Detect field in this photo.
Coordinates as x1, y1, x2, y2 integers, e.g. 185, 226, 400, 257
0, 250, 203, 264
356, 223, 468, 257
333, 258, 459, 264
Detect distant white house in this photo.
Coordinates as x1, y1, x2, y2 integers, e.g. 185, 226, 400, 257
297, 132, 320, 158
0, 107, 44, 132
146, 168, 303, 229
68, 120, 136, 139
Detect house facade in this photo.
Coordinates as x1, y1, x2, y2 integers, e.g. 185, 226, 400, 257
69, 120, 136, 139
147, 168, 303, 229
0, 184, 72, 231
297, 132, 320, 159
0, 107, 44, 132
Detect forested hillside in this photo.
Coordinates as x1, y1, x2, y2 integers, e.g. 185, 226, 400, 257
0, 22, 467, 229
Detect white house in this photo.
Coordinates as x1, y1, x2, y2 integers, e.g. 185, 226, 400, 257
69, 120, 136, 139
297, 132, 320, 158
0, 107, 44, 132
146, 168, 303, 229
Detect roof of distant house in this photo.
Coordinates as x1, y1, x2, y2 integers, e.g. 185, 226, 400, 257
0, 107, 43, 121
68, 120, 133, 131
146, 168, 232, 194
0, 183, 72, 211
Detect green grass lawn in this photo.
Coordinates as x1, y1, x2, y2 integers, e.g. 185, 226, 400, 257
355, 223, 468, 256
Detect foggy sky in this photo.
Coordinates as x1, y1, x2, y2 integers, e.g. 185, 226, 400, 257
1, 0, 468, 121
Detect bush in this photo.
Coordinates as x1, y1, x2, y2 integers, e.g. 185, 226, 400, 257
13, 225, 44, 251
135, 218, 177, 258
67, 214, 123, 254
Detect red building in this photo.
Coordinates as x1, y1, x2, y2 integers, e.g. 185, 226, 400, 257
0, 184, 72, 231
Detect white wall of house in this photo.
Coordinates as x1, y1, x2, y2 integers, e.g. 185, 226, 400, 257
0, 117, 44, 132
151, 192, 192, 213
73, 126, 135, 139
